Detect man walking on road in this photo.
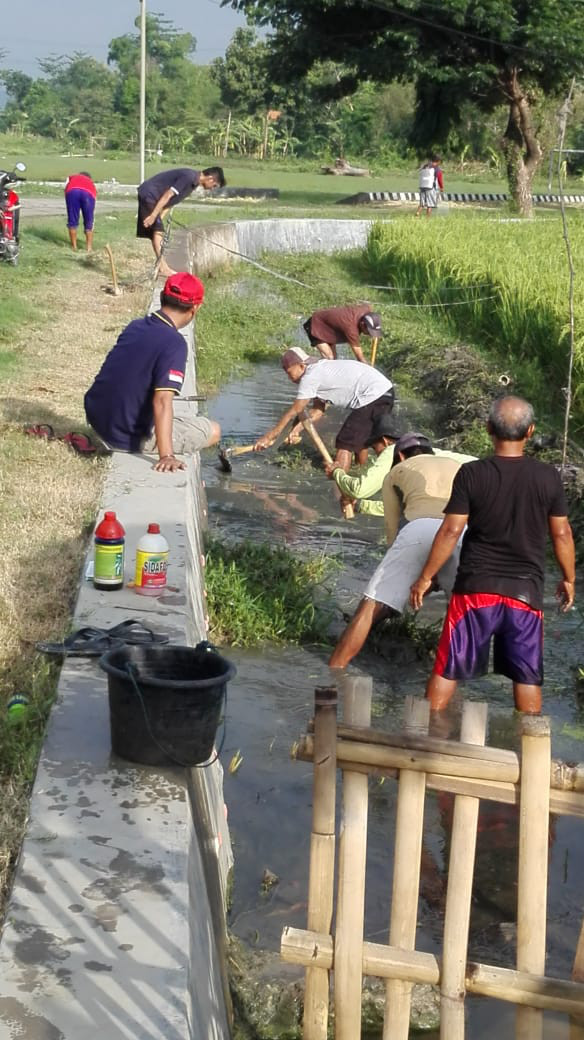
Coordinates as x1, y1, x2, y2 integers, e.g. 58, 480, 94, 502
303, 304, 384, 362
137, 166, 225, 275
253, 348, 394, 471
410, 397, 576, 713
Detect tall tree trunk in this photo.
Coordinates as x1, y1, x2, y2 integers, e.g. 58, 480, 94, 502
501, 67, 542, 218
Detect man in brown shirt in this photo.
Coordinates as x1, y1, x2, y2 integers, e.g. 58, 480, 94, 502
303, 304, 383, 362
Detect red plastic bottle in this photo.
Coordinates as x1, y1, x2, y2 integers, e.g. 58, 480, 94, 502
93, 511, 125, 591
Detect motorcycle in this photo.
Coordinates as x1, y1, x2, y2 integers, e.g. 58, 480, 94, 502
0, 162, 26, 265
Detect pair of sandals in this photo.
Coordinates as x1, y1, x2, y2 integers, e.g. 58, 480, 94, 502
24, 424, 97, 456
36, 619, 169, 657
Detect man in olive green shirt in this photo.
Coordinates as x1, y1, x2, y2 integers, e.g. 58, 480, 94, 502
326, 413, 400, 516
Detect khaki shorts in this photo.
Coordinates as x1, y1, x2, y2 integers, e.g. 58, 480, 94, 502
141, 415, 214, 454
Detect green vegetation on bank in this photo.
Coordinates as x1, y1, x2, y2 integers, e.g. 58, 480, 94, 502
365, 214, 584, 433
205, 538, 333, 646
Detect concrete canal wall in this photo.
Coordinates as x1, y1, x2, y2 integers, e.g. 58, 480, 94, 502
0, 218, 377, 1040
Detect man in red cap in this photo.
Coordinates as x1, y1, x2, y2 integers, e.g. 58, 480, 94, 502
85, 273, 220, 472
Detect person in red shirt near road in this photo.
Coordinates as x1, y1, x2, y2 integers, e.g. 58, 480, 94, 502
65, 172, 97, 252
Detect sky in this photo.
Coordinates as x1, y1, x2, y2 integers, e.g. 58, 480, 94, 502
2, 0, 249, 75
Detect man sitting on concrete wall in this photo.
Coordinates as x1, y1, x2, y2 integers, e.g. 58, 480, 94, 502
85, 273, 220, 473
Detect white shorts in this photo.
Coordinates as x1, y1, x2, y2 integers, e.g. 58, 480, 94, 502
364, 517, 463, 613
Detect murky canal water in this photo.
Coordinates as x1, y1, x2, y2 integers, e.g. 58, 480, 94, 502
202, 360, 584, 1038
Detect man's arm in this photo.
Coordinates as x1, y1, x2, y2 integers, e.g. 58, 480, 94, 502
254, 398, 311, 450
549, 515, 576, 611
410, 513, 468, 610
329, 450, 392, 501
152, 389, 185, 472
347, 339, 366, 363
143, 188, 176, 228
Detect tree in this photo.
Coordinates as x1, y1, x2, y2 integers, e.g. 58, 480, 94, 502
211, 27, 271, 115
223, 0, 584, 214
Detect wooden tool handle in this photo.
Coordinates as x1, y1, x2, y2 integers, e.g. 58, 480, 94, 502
301, 415, 354, 520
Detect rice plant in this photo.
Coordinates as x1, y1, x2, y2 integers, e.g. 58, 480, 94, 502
365, 214, 584, 430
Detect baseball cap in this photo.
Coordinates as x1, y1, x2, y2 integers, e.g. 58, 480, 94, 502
365, 414, 402, 447
394, 432, 433, 454
163, 272, 205, 306
281, 347, 318, 372
359, 312, 384, 337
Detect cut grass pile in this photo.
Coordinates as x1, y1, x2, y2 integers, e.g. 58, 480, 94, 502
364, 214, 584, 432
0, 210, 150, 924
205, 538, 334, 646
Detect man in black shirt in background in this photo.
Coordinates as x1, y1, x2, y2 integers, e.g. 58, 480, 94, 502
410, 396, 575, 714
137, 166, 225, 275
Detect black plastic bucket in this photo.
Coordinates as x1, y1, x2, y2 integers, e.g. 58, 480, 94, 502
99, 642, 236, 767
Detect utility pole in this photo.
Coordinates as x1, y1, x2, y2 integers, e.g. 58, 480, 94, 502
139, 0, 146, 184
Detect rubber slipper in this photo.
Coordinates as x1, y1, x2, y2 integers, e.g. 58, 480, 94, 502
62, 432, 97, 455
106, 619, 169, 645
35, 627, 124, 657
24, 424, 55, 440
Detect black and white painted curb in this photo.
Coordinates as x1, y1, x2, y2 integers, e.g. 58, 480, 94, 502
338, 190, 584, 206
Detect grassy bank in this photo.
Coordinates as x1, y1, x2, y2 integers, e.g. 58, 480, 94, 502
365, 214, 584, 434
206, 539, 333, 646
0, 211, 151, 924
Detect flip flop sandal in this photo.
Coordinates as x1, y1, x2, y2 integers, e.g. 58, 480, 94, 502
35, 627, 125, 657
62, 432, 97, 455
106, 619, 169, 645
24, 424, 55, 440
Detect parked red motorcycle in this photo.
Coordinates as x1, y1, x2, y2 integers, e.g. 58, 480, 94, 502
0, 162, 26, 265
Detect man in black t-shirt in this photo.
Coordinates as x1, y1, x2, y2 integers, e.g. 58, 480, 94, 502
410, 396, 575, 714
137, 166, 225, 275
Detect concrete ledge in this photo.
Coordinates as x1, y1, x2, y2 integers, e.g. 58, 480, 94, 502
0, 242, 233, 1040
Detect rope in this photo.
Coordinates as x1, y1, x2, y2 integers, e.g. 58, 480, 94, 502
175, 216, 500, 310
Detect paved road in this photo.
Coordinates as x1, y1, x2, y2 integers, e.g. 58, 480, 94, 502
22, 197, 135, 217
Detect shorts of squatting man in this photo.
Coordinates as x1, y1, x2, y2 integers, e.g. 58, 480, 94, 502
364, 517, 464, 614
90, 416, 214, 455
335, 390, 395, 452
433, 592, 544, 685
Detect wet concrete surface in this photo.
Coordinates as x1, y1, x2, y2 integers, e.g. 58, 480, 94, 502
201, 356, 584, 1038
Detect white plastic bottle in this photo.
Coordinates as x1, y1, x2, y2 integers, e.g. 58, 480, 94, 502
134, 523, 169, 597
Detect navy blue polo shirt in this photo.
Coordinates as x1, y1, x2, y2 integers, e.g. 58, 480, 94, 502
84, 311, 187, 451
137, 168, 200, 206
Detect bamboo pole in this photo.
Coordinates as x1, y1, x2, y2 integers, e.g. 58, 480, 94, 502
296, 731, 584, 793
334, 675, 372, 1040
516, 715, 551, 1040
384, 697, 430, 1040
104, 243, 121, 296
570, 916, 584, 1038
301, 413, 354, 519
303, 686, 338, 1040
282, 927, 584, 1015
440, 701, 488, 1039
321, 721, 584, 792
370, 337, 379, 366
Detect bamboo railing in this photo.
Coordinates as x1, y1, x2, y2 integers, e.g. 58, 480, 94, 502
283, 682, 584, 1038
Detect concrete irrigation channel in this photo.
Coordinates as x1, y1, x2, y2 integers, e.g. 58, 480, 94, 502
0, 219, 582, 1040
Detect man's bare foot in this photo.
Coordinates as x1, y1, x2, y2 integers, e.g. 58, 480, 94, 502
156, 259, 177, 278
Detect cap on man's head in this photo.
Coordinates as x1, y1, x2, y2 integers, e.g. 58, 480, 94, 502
365, 414, 402, 447
163, 272, 205, 306
281, 347, 318, 372
359, 312, 384, 338
395, 432, 433, 454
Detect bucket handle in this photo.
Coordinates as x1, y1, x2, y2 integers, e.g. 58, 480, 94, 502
123, 656, 228, 769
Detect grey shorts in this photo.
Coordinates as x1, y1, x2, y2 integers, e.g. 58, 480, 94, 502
419, 187, 438, 209
141, 415, 214, 454
364, 517, 463, 613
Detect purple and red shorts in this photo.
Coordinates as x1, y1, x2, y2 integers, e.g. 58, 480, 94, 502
433, 592, 544, 685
